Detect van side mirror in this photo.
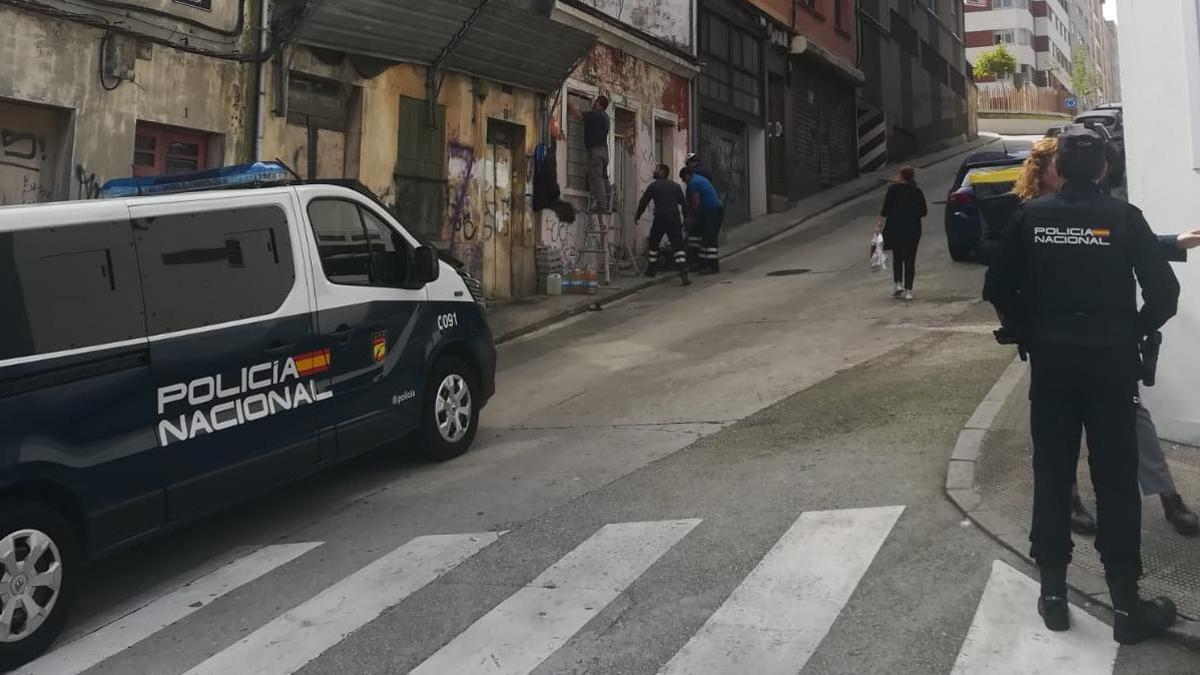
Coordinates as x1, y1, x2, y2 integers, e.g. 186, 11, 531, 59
412, 246, 440, 285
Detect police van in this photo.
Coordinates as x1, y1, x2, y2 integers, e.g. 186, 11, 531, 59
0, 163, 495, 668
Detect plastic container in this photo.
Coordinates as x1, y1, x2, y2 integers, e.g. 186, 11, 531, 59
546, 273, 562, 295
585, 268, 599, 294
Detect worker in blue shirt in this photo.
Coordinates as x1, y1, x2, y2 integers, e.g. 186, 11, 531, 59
680, 166, 724, 274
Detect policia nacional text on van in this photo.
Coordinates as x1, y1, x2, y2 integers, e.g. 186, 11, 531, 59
0, 164, 496, 669
984, 126, 1180, 644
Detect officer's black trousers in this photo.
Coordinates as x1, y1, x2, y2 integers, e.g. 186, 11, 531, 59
1028, 343, 1143, 581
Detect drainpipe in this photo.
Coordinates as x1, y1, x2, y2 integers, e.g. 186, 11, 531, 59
255, 0, 270, 160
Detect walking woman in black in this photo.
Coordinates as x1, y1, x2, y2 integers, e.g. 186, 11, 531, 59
876, 166, 928, 300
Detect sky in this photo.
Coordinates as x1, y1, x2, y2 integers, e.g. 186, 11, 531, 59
1103, 2, 1117, 22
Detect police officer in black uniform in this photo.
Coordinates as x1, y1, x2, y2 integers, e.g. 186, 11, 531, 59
635, 163, 689, 285
984, 125, 1181, 644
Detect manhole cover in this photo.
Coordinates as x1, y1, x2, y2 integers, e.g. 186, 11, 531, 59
766, 268, 812, 277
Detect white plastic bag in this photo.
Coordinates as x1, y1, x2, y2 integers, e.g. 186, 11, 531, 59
870, 233, 888, 272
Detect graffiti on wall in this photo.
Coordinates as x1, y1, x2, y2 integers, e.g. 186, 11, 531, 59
447, 141, 479, 241
578, 0, 692, 52
0, 128, 55, 205
75, 164, 102, 200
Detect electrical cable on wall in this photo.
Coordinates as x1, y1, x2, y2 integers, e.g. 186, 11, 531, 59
98, 29, 123, 91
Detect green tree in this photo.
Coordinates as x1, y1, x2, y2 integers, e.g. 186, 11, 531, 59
1070, 45, 1097, 101
973, 44, 1018, 81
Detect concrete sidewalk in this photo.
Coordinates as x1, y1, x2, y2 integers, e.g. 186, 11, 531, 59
948, 358, 1200, 651
487, 134, 1000, 344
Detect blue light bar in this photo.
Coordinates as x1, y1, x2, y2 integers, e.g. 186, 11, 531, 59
99, 161, 291, 198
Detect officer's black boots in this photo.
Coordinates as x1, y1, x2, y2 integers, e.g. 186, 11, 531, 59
1038, 566, 1070, 631
1070, 496, 1097, 535
1161, 493, 1200, 536
1109, 578, 1177, 644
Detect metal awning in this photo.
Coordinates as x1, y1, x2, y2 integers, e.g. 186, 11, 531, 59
289, 0, 596, 93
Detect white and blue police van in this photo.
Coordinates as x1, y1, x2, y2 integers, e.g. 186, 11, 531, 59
0, 162, 495, 668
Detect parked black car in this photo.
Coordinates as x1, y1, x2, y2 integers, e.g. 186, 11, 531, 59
944, 151, 1028, 262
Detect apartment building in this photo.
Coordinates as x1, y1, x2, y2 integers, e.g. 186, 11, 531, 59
1102, 17, 1121, 101
965, 0, 1074, 91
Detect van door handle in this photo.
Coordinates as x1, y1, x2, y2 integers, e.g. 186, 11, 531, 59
264, 341, 294, 356
328, 324, 353, 344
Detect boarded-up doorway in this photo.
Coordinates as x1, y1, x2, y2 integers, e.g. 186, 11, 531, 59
286, 72, 359, 179
613, 108, 637, 256
0, 99, 70, 205
484, 119, 528, 299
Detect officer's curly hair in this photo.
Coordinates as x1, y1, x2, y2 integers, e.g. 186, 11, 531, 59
1014, 138, 1058, 201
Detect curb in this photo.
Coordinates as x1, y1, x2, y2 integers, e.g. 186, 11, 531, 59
495, 136, 1000, 346
946, 357, 1200, 652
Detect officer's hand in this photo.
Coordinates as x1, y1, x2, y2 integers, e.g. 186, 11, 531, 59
1177, 228, 1200, 250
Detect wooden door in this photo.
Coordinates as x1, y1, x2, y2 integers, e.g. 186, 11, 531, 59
485, 122, 515, 299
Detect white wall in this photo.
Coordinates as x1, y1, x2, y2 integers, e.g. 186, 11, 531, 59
1118, 0, 1200, 445
576, 0, 692, 53
965, 7, 1036, 34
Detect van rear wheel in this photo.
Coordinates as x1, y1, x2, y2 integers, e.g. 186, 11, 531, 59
0, 500, 79, 671
419, 356, 480, 462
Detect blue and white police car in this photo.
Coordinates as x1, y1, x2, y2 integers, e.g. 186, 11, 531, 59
0, 163, 496, 668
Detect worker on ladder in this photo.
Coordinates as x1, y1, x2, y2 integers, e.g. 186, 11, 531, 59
681, 166, 725, 275
569, 94, 612, 212
635, 163, 690, 286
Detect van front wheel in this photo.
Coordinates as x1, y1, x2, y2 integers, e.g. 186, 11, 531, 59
419, 356, 480, 462
0, 500, 79, 671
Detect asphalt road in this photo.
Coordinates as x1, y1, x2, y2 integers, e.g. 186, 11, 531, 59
20, 138, 1199, 674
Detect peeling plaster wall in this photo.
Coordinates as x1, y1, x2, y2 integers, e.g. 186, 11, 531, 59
0, 6, 254, 204
577, 0, 694, 52
547, 44, 693, 270
260, 50, 541, 298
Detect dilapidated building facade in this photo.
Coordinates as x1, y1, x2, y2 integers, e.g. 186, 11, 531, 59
1, 0, 597, 301
265, 0, 594, 299
0, 0, 259, 207
549, 0, 697, 269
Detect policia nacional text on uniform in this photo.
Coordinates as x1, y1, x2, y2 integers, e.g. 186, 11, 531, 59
984, 126, 1181, 644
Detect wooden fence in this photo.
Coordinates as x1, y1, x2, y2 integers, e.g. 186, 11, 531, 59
973, 84, 1070, 115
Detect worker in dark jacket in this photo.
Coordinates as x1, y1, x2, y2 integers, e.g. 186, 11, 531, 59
984, 125, 1181, 644
636, 164, 689, 285
876, 166, 928, 300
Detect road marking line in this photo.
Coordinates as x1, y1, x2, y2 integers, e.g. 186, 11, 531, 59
951, 560, 1117, 675
183, 533, 502, 675
659, 505, 905, 675
16, 542, 321, 675
410, 519, 701, 675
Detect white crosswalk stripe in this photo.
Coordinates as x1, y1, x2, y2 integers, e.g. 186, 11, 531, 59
16, 542, 321, 675
16, 508, 1135, 675
952, 560, 1119, 675
410, 519, 701, 675
659, 506, 905, 675
185, 532, 502, 675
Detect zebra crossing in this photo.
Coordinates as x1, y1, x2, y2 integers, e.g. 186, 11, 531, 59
19, 507, 1130, 675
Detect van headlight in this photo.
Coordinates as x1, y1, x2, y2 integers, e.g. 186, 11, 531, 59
458, 268, 485, 308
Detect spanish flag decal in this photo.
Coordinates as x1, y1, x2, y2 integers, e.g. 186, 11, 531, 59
1091, 228, 1111, 238
293, 349, 331, 376
371, 331, 388, 363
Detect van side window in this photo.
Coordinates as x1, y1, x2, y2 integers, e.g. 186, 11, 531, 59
133, 205, 294, 334
0, 220, 145, 360
307, 199, 410, 287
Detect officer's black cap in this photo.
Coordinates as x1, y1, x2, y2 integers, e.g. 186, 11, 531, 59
1057, 124, 1106, 167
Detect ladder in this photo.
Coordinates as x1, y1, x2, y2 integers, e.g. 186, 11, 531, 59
578, 194, 639, 285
